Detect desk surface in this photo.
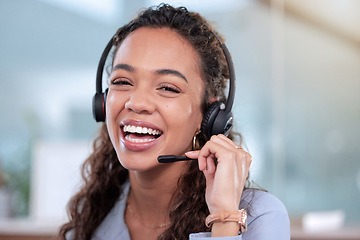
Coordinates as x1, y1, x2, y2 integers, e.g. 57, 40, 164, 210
0, 218, 60, 235
0, 218, 360, 240
291, 225, 360, 240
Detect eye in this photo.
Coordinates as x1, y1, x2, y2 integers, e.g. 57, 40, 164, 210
111, 78, 132, 86
158, 83, 181, 94
110, 78, 133, 91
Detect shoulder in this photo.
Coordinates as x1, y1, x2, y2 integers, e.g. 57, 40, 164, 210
240, 189, 290, 239
241, 188, 288, 218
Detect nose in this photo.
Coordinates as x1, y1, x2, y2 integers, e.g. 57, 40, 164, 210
124, 87, 156, 114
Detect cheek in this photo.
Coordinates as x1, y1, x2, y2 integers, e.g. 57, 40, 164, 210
105, 92, 125, 138
164, 99, 203, 132
106, 91, 125, 118
105, 93, 115, 124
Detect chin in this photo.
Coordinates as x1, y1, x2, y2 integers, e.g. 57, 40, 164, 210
117, 153, 159, 171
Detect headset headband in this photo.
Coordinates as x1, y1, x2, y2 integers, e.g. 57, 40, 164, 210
95, 38, 114, 95
95, 32, 235, 110
93, 30, 236, 139
214, 34, 236, 113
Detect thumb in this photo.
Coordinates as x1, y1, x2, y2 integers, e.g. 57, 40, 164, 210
202, 167, 215, 187
185, 151, 215, 185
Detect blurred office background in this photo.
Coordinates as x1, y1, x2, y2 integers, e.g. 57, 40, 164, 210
0, 0, 359, 239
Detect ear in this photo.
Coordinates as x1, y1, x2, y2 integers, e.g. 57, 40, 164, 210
209, 97, 220, 103
197, 118, 202, 131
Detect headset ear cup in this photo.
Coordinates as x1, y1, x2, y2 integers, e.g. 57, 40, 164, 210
201, 102, 221, 139
212, 110, 233, 137
92, 92, 106, 122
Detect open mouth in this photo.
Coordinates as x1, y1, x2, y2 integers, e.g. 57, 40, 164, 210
122, 125, 163, 143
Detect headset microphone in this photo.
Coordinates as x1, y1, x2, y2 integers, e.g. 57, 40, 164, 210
157, 155, 193, 163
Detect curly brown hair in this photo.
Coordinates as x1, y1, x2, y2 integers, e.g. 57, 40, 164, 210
59, 4, 242, 240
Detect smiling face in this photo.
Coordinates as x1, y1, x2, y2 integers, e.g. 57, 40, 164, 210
106, 27, 204, 171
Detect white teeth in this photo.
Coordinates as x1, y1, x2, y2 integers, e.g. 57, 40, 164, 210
125, 135, 156, 143
123, 125, 161, 135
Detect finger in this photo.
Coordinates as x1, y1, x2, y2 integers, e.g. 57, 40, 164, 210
202, 165, 214, 192
202, 163, 215, 182
207, 136, 241, 168
185, 150, 216, 173
217, 134, 239, 148
185, 150, 199, 159
216, 135, 251, 166
216, 135, 251, 160
209, 135, 237, 152
205, 153, 217, 174
197, 141, 223, 172
210, 135, 248, 159
212, 137, 251, 183
185, 151, 207, 171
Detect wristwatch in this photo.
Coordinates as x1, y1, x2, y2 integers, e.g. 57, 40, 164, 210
205, 209, 247, 233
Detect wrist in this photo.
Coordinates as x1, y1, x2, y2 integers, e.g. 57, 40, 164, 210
209, 203, 239, 214
211, 221, 240, 237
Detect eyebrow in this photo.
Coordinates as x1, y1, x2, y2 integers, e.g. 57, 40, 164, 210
112, 64, 188, 83
112, 64, 135, 72
156, 69, 188, 83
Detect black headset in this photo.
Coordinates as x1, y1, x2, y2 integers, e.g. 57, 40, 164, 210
92, 31, 236, 140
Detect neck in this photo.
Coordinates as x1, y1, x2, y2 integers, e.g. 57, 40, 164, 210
127, 161, 188, 225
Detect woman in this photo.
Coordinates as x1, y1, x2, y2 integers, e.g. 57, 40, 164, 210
60, 4, 290, 240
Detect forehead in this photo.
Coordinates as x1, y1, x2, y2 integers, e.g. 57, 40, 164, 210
113, 27, 201, 75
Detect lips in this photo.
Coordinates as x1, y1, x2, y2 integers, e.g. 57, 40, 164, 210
120, 120, 163, 151
123, 125, 162, 143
